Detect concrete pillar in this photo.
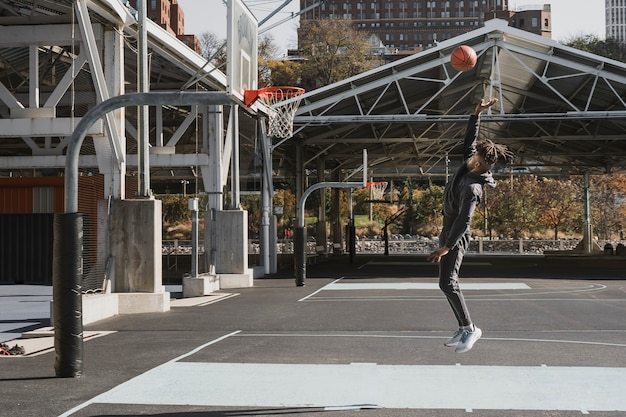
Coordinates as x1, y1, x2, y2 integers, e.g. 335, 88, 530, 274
215, 209, 253, 288
110, 199, 163, 293
109, 198, 169, 313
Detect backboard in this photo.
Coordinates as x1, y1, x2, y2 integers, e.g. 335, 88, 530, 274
227, 0, 258, 103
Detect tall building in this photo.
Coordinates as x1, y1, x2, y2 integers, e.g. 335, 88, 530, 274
299, 1, 551, 53
606, 0, 626, 42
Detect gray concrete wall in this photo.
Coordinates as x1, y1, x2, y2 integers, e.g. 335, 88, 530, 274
215, 209, 248, 274
110, 199, 163, 292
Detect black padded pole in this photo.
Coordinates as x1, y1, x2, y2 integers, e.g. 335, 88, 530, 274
294, 226, 306, 286
52, 213, 83, 378
349, 219, 356, 264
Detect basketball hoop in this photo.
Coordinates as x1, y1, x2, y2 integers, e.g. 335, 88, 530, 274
366, 181, 388, 201
244, 86, 305, 138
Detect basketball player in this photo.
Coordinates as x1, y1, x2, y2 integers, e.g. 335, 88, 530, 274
427, 98, 512, 353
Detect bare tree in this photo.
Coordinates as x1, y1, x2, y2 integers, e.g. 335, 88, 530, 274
298, 19, 383, 90
198, 32, 226, 67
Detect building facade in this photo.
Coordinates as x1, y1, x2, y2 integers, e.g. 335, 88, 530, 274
128, 0, 201, 53
300, 1, 551, 53
606, 0, 626, 42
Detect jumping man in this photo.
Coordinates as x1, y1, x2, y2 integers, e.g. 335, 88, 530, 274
427, 98, 512, 353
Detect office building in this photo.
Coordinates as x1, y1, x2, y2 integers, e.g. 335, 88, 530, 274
299, 1, 551, 53
606, 0, 626, 42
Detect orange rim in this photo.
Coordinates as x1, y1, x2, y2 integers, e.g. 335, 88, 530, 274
244, 86, 305, 107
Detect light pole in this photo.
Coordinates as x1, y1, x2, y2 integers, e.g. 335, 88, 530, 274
181, 180, 189, 196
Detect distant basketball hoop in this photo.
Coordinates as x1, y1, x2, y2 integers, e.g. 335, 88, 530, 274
366, 181, 388, 201
244, 86, 305, 138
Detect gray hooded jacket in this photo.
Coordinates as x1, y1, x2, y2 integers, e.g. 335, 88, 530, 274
440, 114, 496, 250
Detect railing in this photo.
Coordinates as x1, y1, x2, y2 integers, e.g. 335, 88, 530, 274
247, 237, 626, 256
165, 237, 626, 256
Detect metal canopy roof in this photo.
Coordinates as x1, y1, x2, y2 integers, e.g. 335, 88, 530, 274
0, 0, 262, 189
288, 19, 626, 180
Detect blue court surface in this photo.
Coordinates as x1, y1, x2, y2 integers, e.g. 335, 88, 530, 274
2, 255, 626, 417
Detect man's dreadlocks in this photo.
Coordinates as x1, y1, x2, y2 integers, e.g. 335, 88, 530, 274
476, 139, 513, 166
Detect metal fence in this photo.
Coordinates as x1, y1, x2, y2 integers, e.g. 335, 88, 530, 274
251, 237, 626, 256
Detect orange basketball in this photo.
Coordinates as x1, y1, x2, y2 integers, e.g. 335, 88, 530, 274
450, 45, 477, 72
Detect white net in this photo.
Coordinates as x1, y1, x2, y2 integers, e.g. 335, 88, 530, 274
368, 181, 388, 200
257, 87, 305, 138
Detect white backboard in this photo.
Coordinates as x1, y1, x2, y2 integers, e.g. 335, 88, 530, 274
227, 0, 258, 102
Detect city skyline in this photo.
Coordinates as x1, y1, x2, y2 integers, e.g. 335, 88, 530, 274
177, 0, 606, 56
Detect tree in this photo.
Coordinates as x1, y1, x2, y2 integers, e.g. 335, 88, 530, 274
413, 182, 444, 236
591, 174, 626, 240
298, 19, 383, 89
198, 32, 226, 67
273, 188, 297, 235
535, 178, 582, 240
483, 177, 541, 239
565, 35, 626, 62
258, 34, 278, 88
267, 59, 302, 86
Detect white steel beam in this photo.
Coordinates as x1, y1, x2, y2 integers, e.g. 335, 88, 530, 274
75, 0, 124, 164
0, 117, 103, 136
0, 153, 209, 169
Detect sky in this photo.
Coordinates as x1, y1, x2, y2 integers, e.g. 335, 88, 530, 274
177, 0, 606, 57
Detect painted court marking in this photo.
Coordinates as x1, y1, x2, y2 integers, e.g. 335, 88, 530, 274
59, 332, 626, 415
324, 282, 531, 291
90, 362, 626, 411
299, 279, 532, 301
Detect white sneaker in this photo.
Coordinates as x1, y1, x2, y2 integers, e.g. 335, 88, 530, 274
455, 326, 482, 353
444, 328, 464, 347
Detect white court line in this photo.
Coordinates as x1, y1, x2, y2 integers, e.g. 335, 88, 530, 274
91, 361, 626, 412
325, 282, 531, 290
234, 332, 626, 349
359, 260, 492, 269
298, 278, 343, 302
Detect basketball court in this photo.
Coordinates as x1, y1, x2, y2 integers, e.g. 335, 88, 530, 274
2, 1, 626, 416
0, 255, 605, 417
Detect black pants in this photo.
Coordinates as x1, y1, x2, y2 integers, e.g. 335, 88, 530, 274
438, 245, 472, 327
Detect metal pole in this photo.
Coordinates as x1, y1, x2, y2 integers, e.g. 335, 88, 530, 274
295, 181, 363, 286
189, 198, 199, 277
61, 92, 234, 375
348, 190, 355, 264
137, 0, 150, 196
65, 91, 234, 213
583, 172, 592, 254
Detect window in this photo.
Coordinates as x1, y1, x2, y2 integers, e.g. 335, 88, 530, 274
532, 17, 538, 27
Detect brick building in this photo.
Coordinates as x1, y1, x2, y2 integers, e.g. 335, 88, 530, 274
299, 0, 551, 54
129, 0, 201, 54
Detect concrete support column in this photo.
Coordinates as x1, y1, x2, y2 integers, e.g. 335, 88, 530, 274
109, 199, 169, 312
203, 105, 224, 275
215, 210, 253, 288
110, 199, 163, 293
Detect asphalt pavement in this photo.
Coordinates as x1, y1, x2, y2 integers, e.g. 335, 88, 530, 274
1, 254, 625, 417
